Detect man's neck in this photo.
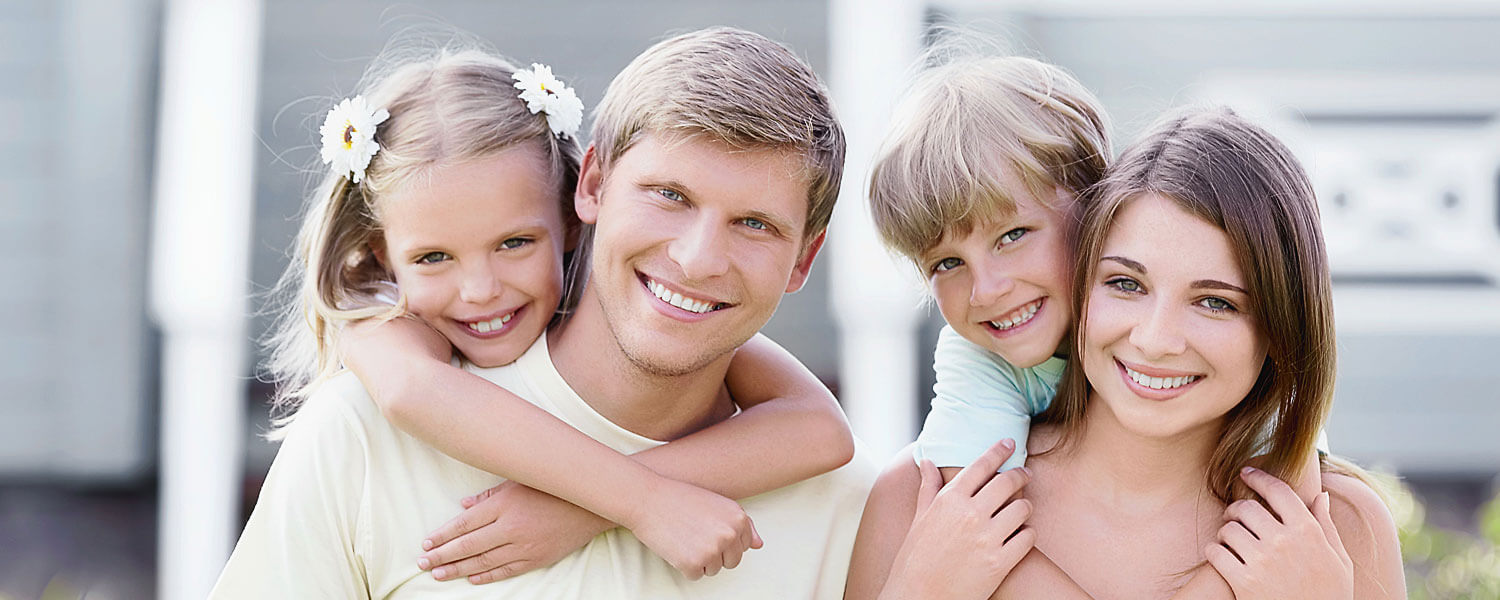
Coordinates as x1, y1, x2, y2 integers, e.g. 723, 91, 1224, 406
548, 288, 736, 441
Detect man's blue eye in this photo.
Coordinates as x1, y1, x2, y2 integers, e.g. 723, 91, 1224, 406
743, 218, 767, 231
934, 257, 963, 272
659, 189, 683, 202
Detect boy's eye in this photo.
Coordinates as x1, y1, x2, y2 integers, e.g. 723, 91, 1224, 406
415, 251, 450, 265
658, 188, 684, 202
1198, 296, 1238, 313
1104, 276, 1142, 293
500, 237, 532, 250
999, 228, 1029, 246
933, 257, 964, 273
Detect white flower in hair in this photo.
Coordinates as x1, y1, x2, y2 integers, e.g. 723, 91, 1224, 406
512, 63, 584, 139
319, 96, 389, 184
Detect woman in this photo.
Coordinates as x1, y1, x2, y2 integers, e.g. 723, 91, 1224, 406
848, 107, 1404, 599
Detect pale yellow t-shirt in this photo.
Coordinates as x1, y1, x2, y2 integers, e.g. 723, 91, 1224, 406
210, 334, 877, 599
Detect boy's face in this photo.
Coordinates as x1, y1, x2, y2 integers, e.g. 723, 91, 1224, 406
922, 184, 1074, 368
575, 134, 823, 376
377, 149, 568, 368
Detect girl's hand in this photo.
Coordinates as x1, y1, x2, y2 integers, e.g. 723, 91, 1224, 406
1205, 467, 1353, 600
879, 439, 1035, 600
622, 476, 763, 580
418, 481, 613, 584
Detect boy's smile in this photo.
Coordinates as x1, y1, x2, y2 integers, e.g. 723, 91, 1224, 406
924, 183, 1075, 368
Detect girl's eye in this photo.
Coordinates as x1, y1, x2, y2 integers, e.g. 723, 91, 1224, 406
933, 257, 964, 273
1105, 277, 1142, 293
999, 228, 1029, 246
500, 237, 532, 250
1198, 296, 1238, 313
658, 189, 684, 202
742, 217, 768, 231
415, 251, 450, 265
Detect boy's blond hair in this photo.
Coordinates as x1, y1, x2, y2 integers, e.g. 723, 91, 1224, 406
591, 27, 844, 240
870, 54, 1111, 262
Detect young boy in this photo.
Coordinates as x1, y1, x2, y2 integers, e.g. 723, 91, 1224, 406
869, 55, 1110, 480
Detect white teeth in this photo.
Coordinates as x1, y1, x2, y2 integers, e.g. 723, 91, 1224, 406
646, 278, 719, 314
989, 300, 1042, 331
1124, 366, 1199, 391
465, 312, 514, 334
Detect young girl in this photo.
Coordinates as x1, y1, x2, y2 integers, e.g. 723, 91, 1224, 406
216, 45, 852, 596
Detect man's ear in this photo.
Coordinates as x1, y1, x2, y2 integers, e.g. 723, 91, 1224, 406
785, 229, 826, 293
574, 144, 604, 225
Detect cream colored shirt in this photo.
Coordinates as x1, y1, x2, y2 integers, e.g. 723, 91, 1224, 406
210, 335, 877, 599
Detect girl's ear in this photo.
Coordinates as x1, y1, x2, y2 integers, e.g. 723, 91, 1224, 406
574, 144, 603, 225
370, 236, 390, 272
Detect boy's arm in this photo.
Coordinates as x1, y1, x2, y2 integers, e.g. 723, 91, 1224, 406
923, 326, 1040, 483
626, 333, 855, 498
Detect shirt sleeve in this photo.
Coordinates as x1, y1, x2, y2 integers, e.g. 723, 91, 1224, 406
913, 326, 1034, 472
209, 385, 371, 599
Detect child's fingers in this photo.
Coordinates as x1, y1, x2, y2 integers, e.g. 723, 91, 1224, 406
1313, 491, 1352, 566
1222, 498, 1279, 539
1239, 467, 1303, 524
748, 518, 763, 550
915, 459, 942, 512
973, 467, 1029, 513
466, 558, 538, 585
428, 542, 518, 581
950, 439, 1016, 497
422, 505, 496, 556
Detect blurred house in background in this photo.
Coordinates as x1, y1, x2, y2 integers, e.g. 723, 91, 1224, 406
2, 1, 1497, 598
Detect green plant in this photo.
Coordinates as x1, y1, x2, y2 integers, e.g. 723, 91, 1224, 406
1392, 475, 1500, 600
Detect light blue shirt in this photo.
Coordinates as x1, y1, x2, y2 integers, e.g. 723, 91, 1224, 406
913, 325, 1064, 473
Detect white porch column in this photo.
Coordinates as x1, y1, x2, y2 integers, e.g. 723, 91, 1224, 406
148, 0, 264, 598
827, 0, 926, 463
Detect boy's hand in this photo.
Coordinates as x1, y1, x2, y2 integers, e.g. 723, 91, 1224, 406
418, 481, 612, 584
879, 439, 1035, 600
1205, 468, 1353, 600
624, 476, 763, 580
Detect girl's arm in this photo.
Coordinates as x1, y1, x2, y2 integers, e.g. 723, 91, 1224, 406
340, 316, 756, 579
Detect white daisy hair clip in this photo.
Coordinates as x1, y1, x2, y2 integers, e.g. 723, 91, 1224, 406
319, 95, 389, 184
512, 63, 584, 139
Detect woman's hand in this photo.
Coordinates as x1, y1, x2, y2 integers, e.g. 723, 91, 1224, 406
1205, 467, 1353, 600
419, 477, 761, 583
879, 439, 1035, 600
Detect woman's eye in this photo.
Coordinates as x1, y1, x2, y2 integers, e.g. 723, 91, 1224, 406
658, 189, 684, 202
999, 228, 1029, 246
1199, 297, 1237, 313
1105, 277, 1141, 293
500, 237, 532, 250
933, 257, 963, 273
415, 251, 450, 265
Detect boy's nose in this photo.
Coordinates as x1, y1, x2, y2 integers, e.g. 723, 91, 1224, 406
969, 269, 1015, 307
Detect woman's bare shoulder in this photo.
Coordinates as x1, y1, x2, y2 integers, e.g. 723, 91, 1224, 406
1320, 471, 1405, 599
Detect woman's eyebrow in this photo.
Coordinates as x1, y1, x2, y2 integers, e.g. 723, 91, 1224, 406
1102, 255, 1145, 273
1192, 279, 1249, 295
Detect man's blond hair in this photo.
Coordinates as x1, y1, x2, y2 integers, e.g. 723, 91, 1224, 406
870, 54, 1111, 261
591, 27, 844, 239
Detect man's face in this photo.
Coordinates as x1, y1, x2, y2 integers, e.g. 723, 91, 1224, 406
574, 134, 824, 376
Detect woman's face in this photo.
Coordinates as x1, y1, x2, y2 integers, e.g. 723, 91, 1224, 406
1082, 193, 1268, 440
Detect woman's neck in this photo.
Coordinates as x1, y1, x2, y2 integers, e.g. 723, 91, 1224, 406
1056, 399, 1222, 512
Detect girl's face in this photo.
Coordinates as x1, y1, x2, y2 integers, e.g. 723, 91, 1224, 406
377, 148, 568, 368
924, 184, 1075, 368
1082, 193, 1268, 440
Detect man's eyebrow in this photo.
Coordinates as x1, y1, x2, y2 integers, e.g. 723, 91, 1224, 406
1101, 255, 1146, 273
1192, 279, 1250, 295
